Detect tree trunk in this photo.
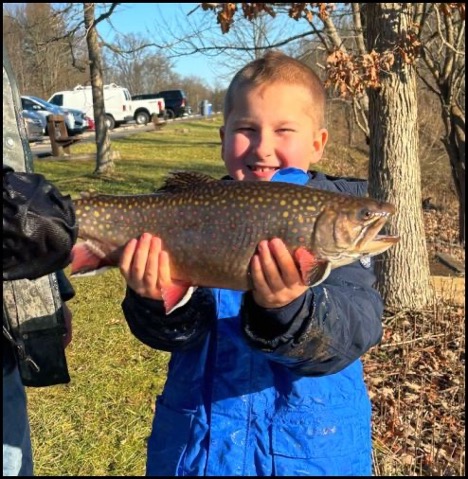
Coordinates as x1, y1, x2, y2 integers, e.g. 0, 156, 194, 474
366, 3, 433, 310
442, 104, 465, 245
83, 3, 114, 175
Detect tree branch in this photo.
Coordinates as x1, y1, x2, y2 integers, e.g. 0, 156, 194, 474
93, 3, 121, 27
351, 3, 366, 55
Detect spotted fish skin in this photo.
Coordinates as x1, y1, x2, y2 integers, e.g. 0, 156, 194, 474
71, 171, 399, 296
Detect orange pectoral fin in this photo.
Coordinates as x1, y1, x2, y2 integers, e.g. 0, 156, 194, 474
294, 247, 331, 287
70, 243, 110, 276
162, 283, 196, 315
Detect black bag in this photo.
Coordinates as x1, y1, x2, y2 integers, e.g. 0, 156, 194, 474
3, 279, 71, 387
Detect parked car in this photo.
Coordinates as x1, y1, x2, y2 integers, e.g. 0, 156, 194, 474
21, 95, 87, 136
48, 84, 134, 130
85, 115, 95, 131
132, 89, 191, 119
130, 96, 165, 125
22, 109, 44, 142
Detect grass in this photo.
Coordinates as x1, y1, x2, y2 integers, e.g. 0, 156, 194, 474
27, 270, 168, 476
26, 115, 464, 476
35, 119, 227, 197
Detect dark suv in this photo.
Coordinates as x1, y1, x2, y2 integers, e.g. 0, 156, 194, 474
133, 89, 191, 119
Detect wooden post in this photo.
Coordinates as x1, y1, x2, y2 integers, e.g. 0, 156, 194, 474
152, 114, 167, 131
47, 115, 81, 157
47, 115, 68, 156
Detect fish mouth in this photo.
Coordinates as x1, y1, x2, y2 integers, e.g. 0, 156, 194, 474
360, 234, 400, 255
355, 215, 399, 255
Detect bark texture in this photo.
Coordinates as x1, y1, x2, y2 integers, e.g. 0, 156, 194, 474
366, 3, 433, 310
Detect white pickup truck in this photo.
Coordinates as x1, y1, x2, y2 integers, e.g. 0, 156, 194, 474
131, 96, 166, 125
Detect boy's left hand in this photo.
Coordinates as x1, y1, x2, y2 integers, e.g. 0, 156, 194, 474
250, 238, 309, 309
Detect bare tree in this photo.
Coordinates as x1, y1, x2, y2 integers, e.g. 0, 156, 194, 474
104, 33, 179, 94
83, 3, 115, 175
415, 3, 465, 244
366, 3, 432, 309
3, 2, 118, 174
3, 3, 88, 98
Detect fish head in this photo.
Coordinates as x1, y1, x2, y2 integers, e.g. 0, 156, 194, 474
310, 196, 399, 266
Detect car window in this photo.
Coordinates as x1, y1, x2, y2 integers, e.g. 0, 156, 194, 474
49, 94, 63, 106
31, 96, 56, 110
22, 98, 37, 110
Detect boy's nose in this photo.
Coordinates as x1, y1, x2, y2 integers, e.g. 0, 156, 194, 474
253, 132, 274, 160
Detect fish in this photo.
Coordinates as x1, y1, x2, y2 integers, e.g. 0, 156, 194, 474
70, 171, 399, 314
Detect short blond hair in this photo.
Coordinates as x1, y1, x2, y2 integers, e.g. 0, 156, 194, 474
224, 50, 326, 126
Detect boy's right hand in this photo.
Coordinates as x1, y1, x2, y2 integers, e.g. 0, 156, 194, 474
119, 233, 172, 301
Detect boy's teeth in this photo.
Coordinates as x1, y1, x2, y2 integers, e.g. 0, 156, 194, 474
251, 166, 277, 172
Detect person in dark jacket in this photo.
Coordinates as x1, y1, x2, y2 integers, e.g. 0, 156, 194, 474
3, 49, 78, 476
119, 51, 384, 476
3, 170, 78, 478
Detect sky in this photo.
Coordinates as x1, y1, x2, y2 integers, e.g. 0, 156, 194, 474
6, 2, 312, 90
96, 3, 232, 89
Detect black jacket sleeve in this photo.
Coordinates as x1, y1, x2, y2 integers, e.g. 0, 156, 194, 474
241, 259, 383, 376
122, 287, 216, 352
3, 167, 78, 281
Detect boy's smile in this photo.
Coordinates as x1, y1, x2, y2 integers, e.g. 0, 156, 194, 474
220, 82, 328, 181
247, 165, 280, 180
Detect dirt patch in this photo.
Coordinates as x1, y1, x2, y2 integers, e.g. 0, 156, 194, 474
424, 204, 465, 307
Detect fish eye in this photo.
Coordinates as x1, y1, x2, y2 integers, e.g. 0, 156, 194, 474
359, 208, 375, 221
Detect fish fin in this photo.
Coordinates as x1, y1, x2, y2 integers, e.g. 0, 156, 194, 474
70, 242, 110, 276
79, 190, 98, 199
156, 171, 218, 193
162, 283, 196, 315
294, 247, 331, 287
71, 266, 113, 278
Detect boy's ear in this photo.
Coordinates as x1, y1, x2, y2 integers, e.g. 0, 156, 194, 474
311, 128, 329, 164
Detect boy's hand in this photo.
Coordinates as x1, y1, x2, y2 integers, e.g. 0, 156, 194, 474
119, 233, 172, 301
250, 238, 309, 309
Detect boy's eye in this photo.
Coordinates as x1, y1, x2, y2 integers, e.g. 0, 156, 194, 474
236, 127, 255, 132
277, 128, 295, 133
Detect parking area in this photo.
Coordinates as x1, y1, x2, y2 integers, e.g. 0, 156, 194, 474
29, 116, 196, 157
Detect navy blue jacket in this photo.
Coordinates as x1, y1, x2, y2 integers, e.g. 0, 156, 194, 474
122, 169, 383, 476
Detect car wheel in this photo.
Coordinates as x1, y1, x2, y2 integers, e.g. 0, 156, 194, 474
135, 111, 150, 125
105, 115, 115, 130
165, 109, 175, 120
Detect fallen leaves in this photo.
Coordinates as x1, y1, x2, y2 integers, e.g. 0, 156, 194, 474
365, 299, 465, 475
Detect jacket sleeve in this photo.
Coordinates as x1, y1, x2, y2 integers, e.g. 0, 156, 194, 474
121, 287, 216, 352
3, 166, 78, 281
241, 259, 383, 376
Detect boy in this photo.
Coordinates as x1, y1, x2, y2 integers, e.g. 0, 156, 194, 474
119, 51, 383, 476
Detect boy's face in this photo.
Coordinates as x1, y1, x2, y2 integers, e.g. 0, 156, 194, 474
220, 82, 328, 182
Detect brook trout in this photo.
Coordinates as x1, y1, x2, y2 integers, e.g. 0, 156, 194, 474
71, 171, 399, 313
